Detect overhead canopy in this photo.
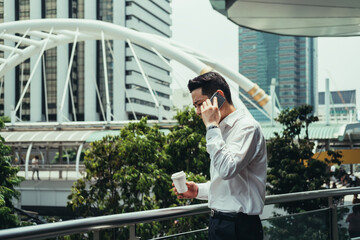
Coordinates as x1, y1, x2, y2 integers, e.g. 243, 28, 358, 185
0, 131, 96, 143
210, 0, 360, 37
0, 129, 170, 147
261, 122, 360, 141
0, 130, 117, 147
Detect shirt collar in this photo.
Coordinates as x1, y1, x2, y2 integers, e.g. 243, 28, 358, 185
219, 109, 244, 129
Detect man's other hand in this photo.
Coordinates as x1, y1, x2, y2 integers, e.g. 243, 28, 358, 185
173, 181, 198, 199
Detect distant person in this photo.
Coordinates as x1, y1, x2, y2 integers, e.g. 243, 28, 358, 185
353, 194, 360, 204
330, 165, 337, 183
346, 205, 360, 238
338, 167, 347, 185
349, 174, 357, 187
32, 155, 40, 180
325, 180, 330, 189
332, 182, 344, 205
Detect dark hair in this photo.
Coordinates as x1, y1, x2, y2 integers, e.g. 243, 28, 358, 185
35, 155, 39, 159
187, 72, 233, 105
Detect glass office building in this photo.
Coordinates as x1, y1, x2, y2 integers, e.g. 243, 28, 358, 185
0, 0, 172, 122
238, 27, 317, 122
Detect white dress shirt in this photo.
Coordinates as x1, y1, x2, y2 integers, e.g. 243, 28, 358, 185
196, 109, 267, 215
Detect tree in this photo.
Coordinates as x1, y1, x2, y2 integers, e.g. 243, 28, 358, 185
163, 107, 209, 237
267, 104, 331, 213
0, 118, 24, 229
68, 112, 209, 239
68, 118, 168, 238
165, 106, 209, 176
265, 104, 346, 239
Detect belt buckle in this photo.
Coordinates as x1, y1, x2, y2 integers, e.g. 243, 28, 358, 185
210, 209, 215, 217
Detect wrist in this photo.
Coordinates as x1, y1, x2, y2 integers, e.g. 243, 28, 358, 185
206, 124, 219, 131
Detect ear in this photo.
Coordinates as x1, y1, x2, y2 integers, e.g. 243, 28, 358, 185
217, 90, 225, 98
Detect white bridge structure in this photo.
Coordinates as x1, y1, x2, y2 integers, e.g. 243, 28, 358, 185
0, 19, 279, 182
0, 19, 277, 124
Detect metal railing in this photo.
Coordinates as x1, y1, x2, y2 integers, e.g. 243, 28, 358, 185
16, 164, 85, 180
0, 187, 360, 240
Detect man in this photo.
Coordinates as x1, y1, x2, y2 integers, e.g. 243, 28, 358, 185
32, 155, 41, 181
173, 72, 267, 240
346, 203, 360, 238
353, 193, 360, 204
349, 174, 357, 187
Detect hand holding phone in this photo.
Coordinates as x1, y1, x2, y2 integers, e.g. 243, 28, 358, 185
210, 91, 225, 109
200, 91, 224, 127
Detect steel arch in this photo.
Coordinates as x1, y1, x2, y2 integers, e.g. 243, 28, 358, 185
0, 18, 277, 118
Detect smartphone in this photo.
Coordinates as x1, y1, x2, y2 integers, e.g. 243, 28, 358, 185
210, 91, 226, 109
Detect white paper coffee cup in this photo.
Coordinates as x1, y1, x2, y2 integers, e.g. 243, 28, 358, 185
171, 171, 188, 194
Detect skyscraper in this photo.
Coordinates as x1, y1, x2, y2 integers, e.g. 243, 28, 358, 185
0, 0, 172, 122
238, 27, 317, 122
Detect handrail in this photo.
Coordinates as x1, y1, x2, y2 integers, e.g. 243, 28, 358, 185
0, 204, 209, 240
16, 164, 86, 180
0, 187, 359, 240
264, 186, 360, 204
15, 164, 86, 171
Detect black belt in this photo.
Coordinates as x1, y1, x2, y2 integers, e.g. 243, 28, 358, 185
210, 209, 250, 221
210, 209, 259, 221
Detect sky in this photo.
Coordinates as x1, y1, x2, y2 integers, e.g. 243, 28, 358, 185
170, 0, 360, 118
170, 0, 238, 89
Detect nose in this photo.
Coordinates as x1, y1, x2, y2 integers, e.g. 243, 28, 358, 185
196, 107, 201, 116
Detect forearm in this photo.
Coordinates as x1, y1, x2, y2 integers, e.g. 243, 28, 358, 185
206, 126, 257, 180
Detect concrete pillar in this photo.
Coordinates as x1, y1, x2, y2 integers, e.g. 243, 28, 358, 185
113, 0, 127, 120
30, 0, 42, 122
325, 139, 330, 151
56, 0, 69, 123
46, 146, 50, 165
270, 78, 276, 126
348, 133, 353, 174
312, 38, 318, 116
58, 145, 63, 179
325, 78, 330, 126
84, 0, 98, 121
4, 0, 16, 119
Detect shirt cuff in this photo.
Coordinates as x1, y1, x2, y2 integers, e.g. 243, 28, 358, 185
206, 127, 221, 142
196, 182, 210, 200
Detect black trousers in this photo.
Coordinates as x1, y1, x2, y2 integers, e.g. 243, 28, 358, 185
208, 211, 263, 240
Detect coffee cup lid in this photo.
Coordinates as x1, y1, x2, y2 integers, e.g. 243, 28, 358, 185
171, 171, 185, 179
